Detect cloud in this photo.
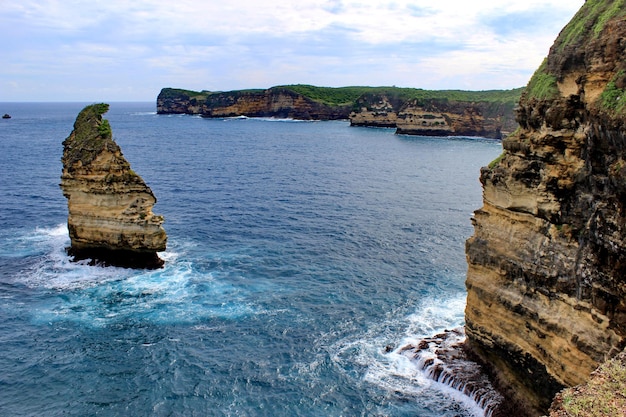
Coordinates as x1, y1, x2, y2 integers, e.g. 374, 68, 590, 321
0, 0, 584, 101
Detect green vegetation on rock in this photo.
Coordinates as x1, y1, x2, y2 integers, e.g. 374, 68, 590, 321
525, 59, 559, 101
488, 152, 505, 169
556, 0, 626, 50
158, 88, 211, 101
559, 355, 626, 417
63, 103, 121, 169
599, 70, 626, 113
279, 84, 523, 106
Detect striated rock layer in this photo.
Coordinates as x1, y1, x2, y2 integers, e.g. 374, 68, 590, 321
200, 88, 351, 120
157, 87, 350, 119
60, 104, 167, 269
350, 93, 519, 139
465, 2, 626, 415
157, 86, 521, 138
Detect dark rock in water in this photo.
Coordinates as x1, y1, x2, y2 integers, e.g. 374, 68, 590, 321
396, 328, 507, 417
60, 103, 167, 269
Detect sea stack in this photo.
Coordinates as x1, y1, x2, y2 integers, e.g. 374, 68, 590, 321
60, 103, 167, 269
465, 2, 626, 416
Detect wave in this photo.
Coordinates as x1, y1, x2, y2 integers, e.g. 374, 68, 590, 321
221, 116, 317, 123
4, 225, 257, 326
331, 295, 491, 417
398, 328, 503, 417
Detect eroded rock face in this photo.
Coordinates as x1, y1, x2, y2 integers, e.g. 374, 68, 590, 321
349, 94, 518, 138
201, 88, 352, 120
157, 87, 351, 120
60, 104, 167, 269
465, 3, 626, 415
157, 87, 520, 138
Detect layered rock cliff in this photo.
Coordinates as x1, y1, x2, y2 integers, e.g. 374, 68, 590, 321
350, 92, 520, 139
157, 87, 351, 119
157, 86, 521, 138
465, 1, 626, 415
60, 103, 167, 269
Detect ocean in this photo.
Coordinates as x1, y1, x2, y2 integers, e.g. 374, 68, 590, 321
0, 102, 501, 416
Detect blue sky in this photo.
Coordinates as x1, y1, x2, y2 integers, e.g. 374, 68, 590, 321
2, 1, 584, 102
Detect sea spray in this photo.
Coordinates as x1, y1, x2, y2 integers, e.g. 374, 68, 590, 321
332, 295, 501, 416
397, 328, 503, 417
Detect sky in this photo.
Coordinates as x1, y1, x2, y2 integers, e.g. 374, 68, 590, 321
1, 0, 585, 102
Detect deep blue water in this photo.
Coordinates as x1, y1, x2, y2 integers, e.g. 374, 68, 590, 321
0, 103, 501, 416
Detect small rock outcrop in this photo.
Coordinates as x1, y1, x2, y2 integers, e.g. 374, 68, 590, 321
465, 2, 626, 415
60, 103, 167, 269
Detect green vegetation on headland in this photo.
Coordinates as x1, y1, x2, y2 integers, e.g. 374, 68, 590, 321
157, 88, 212, 101
160, 84, 524, 108
280, 84, 524, 108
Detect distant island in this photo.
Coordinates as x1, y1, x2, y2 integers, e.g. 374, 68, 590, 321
157, 85, 523, 139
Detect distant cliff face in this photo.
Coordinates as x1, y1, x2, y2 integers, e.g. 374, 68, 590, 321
202, 88, 352, 120
157, 87, 351, 120
60, 104, 167, 269
465, 2, 626, 415
157, 86, 520, 138
349, 93, 518, 138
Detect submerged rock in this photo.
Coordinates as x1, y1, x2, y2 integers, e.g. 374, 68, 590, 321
60, 103, 167, 269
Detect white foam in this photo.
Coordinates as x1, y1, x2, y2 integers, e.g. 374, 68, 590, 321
330, 293, 492, 416
8, 226, 257, 326
15, 224, 131, 290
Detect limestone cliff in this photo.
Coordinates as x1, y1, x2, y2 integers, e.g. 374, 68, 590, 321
157, 86, 521, 138
60, 104, 167, 269
157, 87, 351, 120
201, 88, 351, 120
351, 92, 519, 139
465, 1, 626, 415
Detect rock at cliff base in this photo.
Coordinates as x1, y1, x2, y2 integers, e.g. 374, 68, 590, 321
60, 103, 167, 269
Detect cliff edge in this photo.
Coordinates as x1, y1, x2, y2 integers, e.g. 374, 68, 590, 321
60, 104, 167, 269
157, 85, 521, 138
465, 1, 626, 415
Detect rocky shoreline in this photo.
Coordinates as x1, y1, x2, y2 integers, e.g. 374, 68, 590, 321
395, 328, 505, 417
157, 86, 520, 139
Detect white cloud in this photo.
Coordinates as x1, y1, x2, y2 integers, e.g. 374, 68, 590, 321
0, 0, 584, 100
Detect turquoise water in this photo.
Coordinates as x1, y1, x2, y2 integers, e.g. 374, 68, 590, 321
0, 103, 501, 416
